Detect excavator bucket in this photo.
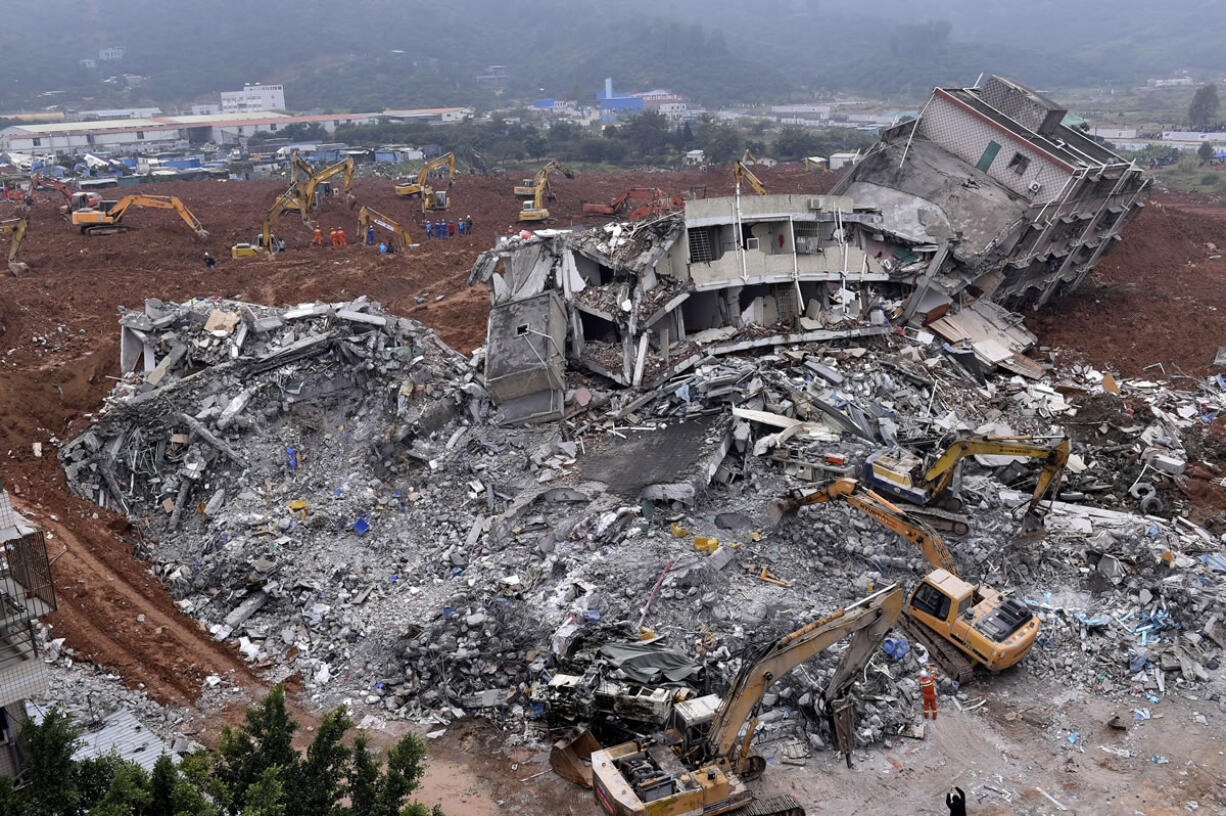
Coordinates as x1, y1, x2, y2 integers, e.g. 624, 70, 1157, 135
549, 728, 602, 788
8, 261, 28, 276
767, 498, 799, 526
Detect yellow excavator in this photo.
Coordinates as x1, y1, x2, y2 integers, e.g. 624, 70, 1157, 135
231, 194, 289, 259
864, 435, 1070, 530
282, 156, 356, 218
393, 152, 456, 211
517, 160, 575, 222
733, 159, 767, 196
589, 585, 902, 816
70, 194, 208, 239
356, 206, 413, 251
1, 215, 29, 274
769, 478, 1040, 683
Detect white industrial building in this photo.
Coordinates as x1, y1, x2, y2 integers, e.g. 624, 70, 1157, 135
220, 83, 286, 113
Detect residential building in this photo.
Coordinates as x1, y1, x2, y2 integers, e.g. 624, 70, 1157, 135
75, 107, 162, 121
191, 103, 221, 116
469, 192, 891, 421
98, 47, 125, 61
0, 486, 57, 780
476, 65, 509, 93
834, 75, 1148, 310
220, 83, 286, 114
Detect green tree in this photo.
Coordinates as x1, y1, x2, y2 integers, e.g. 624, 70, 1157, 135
0, 775, 28, 816
346, 736, 380, 816
622, 111, 670, 156
701, 122, 742, 164
773, 125, 823, 161
214, 685, 299, 815
290, 707, 352, 816
1198, 141, 1217, 164
91, 761, 152, 816
22, 707, 82, 816
1189, 83, 1221, 128
148, 754, 178, 816
74, 756, 126, 808
370, 734, 434, 816
241, 767, 285, 816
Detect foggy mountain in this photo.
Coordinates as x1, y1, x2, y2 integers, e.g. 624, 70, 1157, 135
0, 0, 1220, 112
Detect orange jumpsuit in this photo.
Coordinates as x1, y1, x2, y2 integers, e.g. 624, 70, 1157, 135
313, 227, 324, 246
919, 672, 937, 719
337, 229, 348, 247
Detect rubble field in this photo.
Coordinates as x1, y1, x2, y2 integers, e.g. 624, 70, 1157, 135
2, 168, 1226, 815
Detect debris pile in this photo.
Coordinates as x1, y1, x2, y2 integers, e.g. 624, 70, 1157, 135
57, 288, 1226, 763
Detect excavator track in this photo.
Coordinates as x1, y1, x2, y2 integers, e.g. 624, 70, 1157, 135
743, 794, 804, 816
901, 504, 970, 537
899, 614, 975, 685
81, 224, 130, 236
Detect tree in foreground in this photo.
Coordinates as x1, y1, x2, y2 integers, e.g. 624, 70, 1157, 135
5, 686, 442, 816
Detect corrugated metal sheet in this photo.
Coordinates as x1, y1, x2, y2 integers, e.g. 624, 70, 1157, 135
26, 704, 179, 771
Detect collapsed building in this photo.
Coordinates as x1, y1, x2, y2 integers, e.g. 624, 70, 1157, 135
470, 76, 1148, 425
834, 75, 1149, 310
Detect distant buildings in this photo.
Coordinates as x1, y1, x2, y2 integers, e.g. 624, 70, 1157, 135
220, 83, 286, 114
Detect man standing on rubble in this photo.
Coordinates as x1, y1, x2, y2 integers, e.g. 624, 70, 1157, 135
204, 252, 215, 270
465, 214, 472, 234
919, 667, 938, 719
336, 227, 348, 247
313, 226, 324, 247
424, 219, 432, 239
367, 223, 376, 245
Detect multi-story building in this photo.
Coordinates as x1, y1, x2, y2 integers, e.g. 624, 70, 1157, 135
834, 75, 1148, 309
0, 486, 57, 779
220, 83, 286, 114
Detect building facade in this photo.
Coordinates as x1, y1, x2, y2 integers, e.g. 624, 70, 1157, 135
834, 75, 1148, 309
220, 83, 286, 113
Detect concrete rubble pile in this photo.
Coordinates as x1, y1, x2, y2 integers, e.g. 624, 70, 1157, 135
56, 287, 1226, 764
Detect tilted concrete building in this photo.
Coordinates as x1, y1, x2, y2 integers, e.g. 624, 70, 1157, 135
834, 75, 1149, 310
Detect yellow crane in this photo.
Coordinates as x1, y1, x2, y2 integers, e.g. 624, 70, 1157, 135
1, 215, 29, 274
356, 206, 413, 251
393, 153, 456, 212
513, 159, 573, 197
70, 194, 209, 239
769, 477, 1040, 682
589, 585, 902, 816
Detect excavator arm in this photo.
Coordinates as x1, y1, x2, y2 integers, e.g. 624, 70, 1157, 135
922, 436, 1069, 514
1, 216, 29, 274
734, 161, 767, 196
704, 584, 902, 771
357, 206, 413, 249
769, 477, 959, 575
301, 157, 355, 204
74, 194, 208, 240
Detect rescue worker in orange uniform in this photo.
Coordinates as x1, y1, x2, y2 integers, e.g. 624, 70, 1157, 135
919, 667, 938, 719
336, 227, 348, 247
313, 226, 324, 246
329, 228, 338, 247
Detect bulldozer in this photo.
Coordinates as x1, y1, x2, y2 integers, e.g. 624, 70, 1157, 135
769, 477, 1040, 683
70, 194, 209, 240
863, 434, 1070, 533
582, 585, 903, 816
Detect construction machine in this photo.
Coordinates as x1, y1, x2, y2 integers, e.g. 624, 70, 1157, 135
864, 435, 1070, 529
733, 160, 767, 196
31, 174, 74, 212
513, 159, 573, 197
231, 191, 294, 258
393, 152, 456, 211
1, 215, 29, 274
583, 187, 685, 220
589, 585, 903, 816
356, 206, 413, 251
70, 194, 209, 240
769, 478, 1040, 683
281, 156, 356, 218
